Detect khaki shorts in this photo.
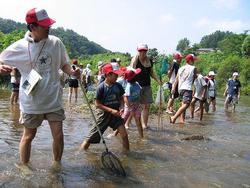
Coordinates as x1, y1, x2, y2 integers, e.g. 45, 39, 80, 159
19, 109, 65, 129
140, 86, 153, 104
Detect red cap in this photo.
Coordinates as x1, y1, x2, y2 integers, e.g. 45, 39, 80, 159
185, 54, 197, 63
26, 8, 56, 27
102, 63, 124, 75
174, 52, 183, 60
124, 68, 141, 81
72, 59, 78, 65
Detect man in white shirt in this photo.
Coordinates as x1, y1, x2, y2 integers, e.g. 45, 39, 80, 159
0, 8, 79, 173
170, 54, 197, 124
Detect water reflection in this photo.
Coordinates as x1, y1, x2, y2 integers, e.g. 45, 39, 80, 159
9, 104, 21, 127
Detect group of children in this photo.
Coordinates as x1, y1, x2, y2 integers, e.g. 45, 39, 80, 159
76, 51, 242, 152
80, 62, 143, 151
167, 52, 241, 124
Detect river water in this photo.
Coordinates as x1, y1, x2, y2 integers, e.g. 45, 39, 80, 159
0, 88, 250, 188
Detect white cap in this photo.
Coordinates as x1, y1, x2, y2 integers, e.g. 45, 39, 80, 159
233, 72, 239, 76
208, 71, 216, 76
137, 43, 148, 51
86, 64, 91, 68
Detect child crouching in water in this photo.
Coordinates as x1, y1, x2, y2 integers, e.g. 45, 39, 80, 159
79, 63, 129, 151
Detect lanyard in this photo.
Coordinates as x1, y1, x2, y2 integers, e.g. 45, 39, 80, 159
28, 40, 47, 69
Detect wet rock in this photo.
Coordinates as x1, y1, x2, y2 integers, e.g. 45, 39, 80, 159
181, 135, 210, 141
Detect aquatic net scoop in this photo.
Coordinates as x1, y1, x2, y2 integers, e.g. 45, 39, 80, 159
101, 150, 126, 176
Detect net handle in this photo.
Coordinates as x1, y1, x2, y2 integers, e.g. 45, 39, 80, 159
79, 80, 109, 152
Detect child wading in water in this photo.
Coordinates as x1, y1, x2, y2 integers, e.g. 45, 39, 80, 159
80, 63, 129, 151
190, 72, 207, 121
122, 68, 143, 138
170, 54, 197, 124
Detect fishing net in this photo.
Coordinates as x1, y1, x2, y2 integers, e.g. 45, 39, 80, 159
101, 151, 126, 177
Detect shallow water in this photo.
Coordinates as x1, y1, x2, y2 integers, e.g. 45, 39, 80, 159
0, 88, 250, 188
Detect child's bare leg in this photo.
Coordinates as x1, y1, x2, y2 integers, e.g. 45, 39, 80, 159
134, 116, 143, 138
79, 140, 90, 151
68, 87, 73, 103
212, 100, 216, 112
166, 98, 174, 112
117, 125, 129, 151
179, 111, 185, 124
170, 103, 189, 124
125, 114, 132, 129
74, 87, 78, 102
199, 101, 204, 121
190, 98, 196, 118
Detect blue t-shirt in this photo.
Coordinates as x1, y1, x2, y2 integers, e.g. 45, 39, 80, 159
124, 82, 141, 102
227, 79, 241, 96
96, 82, 124, 110
117, 77, 127, 90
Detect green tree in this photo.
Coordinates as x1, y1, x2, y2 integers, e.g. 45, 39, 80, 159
0, 30, 25, 51
147, 48, 158, 62
242, 35, 250, 57
216, 55, 242, 87
218, 34, 247, 56
185, 43, 201, 55
200, 30, 233, 48
176, 38, 190, 53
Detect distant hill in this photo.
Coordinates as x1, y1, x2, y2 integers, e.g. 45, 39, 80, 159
0, 17, 109, 58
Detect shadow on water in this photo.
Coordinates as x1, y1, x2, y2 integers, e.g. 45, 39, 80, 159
0, 89, 250, 187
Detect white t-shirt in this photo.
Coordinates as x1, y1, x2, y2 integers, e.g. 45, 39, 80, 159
82, 67, 92, 77
194, 74, 207, 100
178, 64, 195, 91
0, 32, 70, 114
82, 67, 92, 84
